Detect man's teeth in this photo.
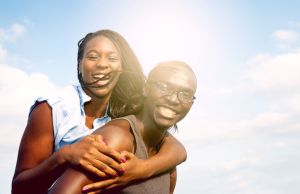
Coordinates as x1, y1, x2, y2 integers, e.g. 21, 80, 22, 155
160, 107, 176, 117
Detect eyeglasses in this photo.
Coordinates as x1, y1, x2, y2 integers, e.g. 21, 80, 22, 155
149, 81, 196, 103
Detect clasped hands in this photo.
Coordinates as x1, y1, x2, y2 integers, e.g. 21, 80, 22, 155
60, 135, 145, 193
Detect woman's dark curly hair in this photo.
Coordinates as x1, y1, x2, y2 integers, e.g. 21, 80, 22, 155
77, 29, 145, 118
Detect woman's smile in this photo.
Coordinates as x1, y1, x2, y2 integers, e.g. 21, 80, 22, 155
91, 72, 112, 87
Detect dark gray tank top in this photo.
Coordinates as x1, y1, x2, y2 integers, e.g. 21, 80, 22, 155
114, 115, 170, 194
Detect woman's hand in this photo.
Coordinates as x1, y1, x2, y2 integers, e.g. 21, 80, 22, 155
60, 135, 126, 178
81, 151, 147, 193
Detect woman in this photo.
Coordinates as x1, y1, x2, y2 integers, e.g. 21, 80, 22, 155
49, 61, 197, 194
12, 30, 187, 194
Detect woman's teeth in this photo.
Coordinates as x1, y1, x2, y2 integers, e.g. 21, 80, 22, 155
93, 74, 106, 79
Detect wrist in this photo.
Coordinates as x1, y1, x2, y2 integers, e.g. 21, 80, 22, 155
141, 159, 154, 179
55, 145, 70, 166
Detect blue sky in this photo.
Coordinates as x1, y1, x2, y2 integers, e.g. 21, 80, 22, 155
1, 1, 300, 193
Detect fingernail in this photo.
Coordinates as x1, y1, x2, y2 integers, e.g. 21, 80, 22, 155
82, 186, 89, 192
101, 139, 107, 145
113, 173, 119, 178
121, 168, 126, 174
121, 157, 126, 163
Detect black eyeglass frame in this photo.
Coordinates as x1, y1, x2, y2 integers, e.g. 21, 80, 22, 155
148, 80, 196, 103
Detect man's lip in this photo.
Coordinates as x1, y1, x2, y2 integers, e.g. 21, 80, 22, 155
157, 105, 178, 115
158, 104, 178, 112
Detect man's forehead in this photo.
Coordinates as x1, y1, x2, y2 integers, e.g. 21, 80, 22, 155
149, 66, 193, 79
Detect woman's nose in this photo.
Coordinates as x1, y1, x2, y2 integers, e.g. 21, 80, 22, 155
96, 58, 109, 69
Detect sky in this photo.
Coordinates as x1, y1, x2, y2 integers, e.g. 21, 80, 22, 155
1, 0, 300, 193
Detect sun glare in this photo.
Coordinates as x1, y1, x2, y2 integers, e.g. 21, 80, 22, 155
123, 3, 213, 74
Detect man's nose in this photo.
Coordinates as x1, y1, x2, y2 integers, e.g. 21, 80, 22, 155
166, 91, 180, 104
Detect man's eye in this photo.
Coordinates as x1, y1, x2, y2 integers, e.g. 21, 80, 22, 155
156, 83, 168, 91
179, 92, 193, 99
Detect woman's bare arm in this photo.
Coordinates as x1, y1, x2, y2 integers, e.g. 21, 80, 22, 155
12, 102, 124, 194
12, 102, 64, 194
49, 119, 134, 194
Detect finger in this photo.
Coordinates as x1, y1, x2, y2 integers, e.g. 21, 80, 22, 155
78, 150, 119, 177
83, 178, 117, 193
88, 147, 125, 174
120, 150, 135, 160
90, 157, 119, 177
93, 141, 127, 164
84, 163, 108, 178
90, 134, 107, 145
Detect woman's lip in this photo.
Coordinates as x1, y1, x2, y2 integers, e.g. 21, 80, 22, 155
94, 79, 110, 87
92, 74, 105, 79
92, 72, 111, 80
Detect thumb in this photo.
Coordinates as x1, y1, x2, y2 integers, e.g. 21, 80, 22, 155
93, 134, 107, 145
120, 150, 134, 160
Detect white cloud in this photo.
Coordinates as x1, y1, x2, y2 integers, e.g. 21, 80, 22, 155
218, 156, 260, 171
0, 64, 61, 145
0, 23, 26, 43
175, 47, 300, 145
0, 45, 7, 61
272, 29, 299, 42
288, 21, 300, 28
10, 23, 26, 40
272, 29, 299, 49
0, 29, 4, 41
178, 110, 298, 144
244, 50, 300, 90
0, 64, 59, 117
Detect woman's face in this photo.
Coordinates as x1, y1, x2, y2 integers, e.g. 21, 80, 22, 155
144, 65, 196, 129
79, 35, 122, 98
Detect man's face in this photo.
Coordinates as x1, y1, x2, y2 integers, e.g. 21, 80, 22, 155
144, 66, 196, 129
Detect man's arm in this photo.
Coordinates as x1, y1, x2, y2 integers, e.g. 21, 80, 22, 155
82, 132, 186, 192
169, 167, 177, 194
142, 132, 186, 178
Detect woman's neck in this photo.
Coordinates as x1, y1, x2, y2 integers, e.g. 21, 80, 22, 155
82, 87, 111, 118
84, 98, 109, 117
82, 87, 111, 129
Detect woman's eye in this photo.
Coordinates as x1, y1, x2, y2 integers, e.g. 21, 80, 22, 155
86, 56, 99, 61
108, 56, 119, 61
